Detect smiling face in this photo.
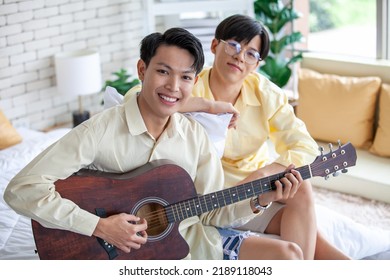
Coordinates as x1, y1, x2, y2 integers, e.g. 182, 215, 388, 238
137, 44, 197, 124
211, 35, 261, 85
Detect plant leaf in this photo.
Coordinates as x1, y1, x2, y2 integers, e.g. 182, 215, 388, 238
102, 68, 140, 95
286, 53, 303, 66
254, 0, 302, 88
259, 56, 292, 88
274, 6, 301, 33
271, 32, 303, 54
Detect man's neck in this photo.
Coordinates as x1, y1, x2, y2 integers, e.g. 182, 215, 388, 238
145, 116, 170, 141
137, 94, 170, 141
209, 68, 242, 105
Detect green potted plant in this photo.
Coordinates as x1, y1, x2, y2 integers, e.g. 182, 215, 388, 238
254, 0, 303, 88
102, 68, 140, 96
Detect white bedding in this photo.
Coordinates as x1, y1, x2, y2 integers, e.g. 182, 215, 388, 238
1, 126, 390, 260
0, 127, 71, 259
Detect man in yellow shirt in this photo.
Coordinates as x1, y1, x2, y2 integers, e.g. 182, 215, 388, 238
191, 14, 350, 260
4, 27, 303, 260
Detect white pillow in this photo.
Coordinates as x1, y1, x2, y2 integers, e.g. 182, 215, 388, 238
103, 86, 124, 109
316, 204, 390, 259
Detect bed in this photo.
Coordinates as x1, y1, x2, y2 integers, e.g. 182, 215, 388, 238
1, 125, 390, 260
0, 127, 71, 259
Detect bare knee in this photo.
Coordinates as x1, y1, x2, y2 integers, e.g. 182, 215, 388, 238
280, 242, 304, 260
291, 180, 314, 206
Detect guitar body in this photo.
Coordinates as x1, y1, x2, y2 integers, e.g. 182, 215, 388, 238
32, 160, 196, 260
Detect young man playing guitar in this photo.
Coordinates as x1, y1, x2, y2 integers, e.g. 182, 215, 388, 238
4, 28, 304, 260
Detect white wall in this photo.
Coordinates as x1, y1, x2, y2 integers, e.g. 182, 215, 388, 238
0, 0, 144, 130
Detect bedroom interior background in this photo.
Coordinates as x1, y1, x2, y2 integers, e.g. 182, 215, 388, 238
0, 0, 145, 130
0, 0, 254, 131
1, 0, 390, 261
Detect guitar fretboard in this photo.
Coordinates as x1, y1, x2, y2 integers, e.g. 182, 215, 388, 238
165, 165, 312, 223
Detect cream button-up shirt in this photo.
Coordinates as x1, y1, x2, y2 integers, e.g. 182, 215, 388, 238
4, 93, 257, 259
192, 68, 319, 188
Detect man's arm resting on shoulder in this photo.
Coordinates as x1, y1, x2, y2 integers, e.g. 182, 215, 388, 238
181, 97, 240, 129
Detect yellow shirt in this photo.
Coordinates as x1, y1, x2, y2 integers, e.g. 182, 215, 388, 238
4, 93, 257, 259
192, 68, 318, 188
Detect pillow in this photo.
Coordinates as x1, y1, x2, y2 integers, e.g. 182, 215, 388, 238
297, 68, 381, 149
0, 111, 22, 150
369, 83, 390, 156
315, 205, 390, 260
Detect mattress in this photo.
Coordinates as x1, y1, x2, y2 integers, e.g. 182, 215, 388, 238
0, 127, 70, 260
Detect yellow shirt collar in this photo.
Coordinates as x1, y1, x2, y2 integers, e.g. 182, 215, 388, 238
240, 74, 262, 107
124, 92, 185, 139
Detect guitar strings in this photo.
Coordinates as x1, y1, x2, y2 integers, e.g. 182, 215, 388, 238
140, 169, 295, 229
134, 157, 347, 232
135, 183, 276, 231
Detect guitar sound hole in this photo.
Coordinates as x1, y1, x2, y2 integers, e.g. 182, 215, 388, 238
136, 202, 168, 237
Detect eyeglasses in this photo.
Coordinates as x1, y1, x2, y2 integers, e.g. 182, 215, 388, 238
220, 40, 261, 65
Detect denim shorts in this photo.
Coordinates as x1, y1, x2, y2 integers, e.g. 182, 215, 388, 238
218, 228, 255, 260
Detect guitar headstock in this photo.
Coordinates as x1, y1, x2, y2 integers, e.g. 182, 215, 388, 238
310, 142, 357, 179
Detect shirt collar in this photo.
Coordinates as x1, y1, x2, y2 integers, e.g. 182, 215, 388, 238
124, 92, 185, 140
124, 93, 147, 135
240, 77, 261, 107
168, 113, 186, 140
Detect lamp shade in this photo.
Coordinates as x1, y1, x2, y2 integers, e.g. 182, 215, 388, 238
55, 49, 102, 96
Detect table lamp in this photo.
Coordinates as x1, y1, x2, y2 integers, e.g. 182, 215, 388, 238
55, 49, 102, 127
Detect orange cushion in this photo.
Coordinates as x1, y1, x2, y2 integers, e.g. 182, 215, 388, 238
297, 69, 381, 149
0, 110, 22, 150
369, 84, 390, 157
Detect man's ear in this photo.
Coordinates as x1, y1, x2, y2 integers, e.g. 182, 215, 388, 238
210, 38, 219, 54
137, 59, 146, 81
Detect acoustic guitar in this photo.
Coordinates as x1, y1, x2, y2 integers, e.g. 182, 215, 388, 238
32, 142, 356, 260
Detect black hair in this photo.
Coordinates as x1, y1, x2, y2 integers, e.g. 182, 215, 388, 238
214, 14, 270, 61
140, 27, 204, 75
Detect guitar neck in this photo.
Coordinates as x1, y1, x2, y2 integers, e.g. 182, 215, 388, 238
165, 165, 312, 223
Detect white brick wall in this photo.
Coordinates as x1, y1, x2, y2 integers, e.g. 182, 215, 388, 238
0, 0, 144, 130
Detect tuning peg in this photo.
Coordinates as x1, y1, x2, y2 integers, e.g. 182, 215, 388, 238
318, 146, 324, 156
328, 143, 333, 152
342, 169, 348, 173
337, 140, 342, 148
333, 171, 341, 177
324, 175, 329, 180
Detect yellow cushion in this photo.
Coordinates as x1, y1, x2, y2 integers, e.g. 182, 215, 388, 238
0, 110, 22, 150
297, 68, 381, 149
369, 84, 390, 157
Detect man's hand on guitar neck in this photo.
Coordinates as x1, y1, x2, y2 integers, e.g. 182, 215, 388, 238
259, 165, 303, 205
93, 213, 148, 253
243, 163, 303, 209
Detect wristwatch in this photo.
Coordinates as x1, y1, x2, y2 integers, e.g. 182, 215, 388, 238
252, 196, 272, 213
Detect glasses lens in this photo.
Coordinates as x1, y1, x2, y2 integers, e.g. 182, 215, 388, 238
245, 50, 261, 65
222, 40, 261, 64
225, 41, 240, 56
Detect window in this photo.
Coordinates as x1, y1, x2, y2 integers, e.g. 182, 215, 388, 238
304, 0, 389, 60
